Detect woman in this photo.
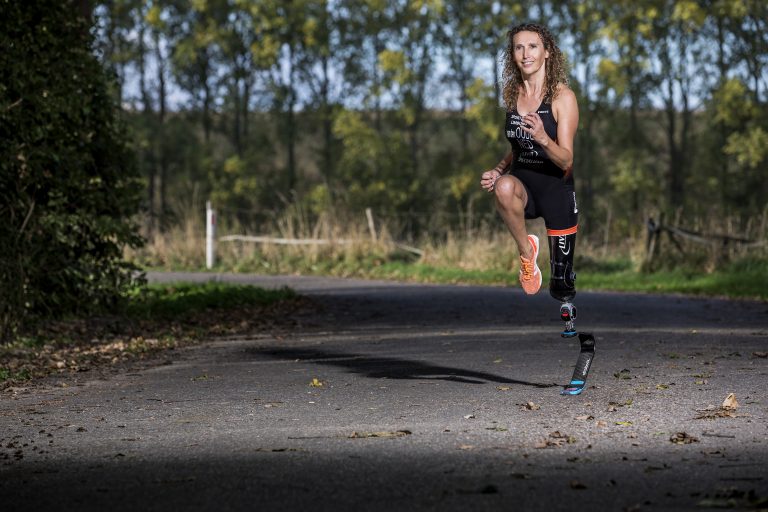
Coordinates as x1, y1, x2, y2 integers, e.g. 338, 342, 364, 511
480, 22, 579, 304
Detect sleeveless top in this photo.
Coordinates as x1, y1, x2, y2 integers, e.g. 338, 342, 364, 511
505, 100, 565, 179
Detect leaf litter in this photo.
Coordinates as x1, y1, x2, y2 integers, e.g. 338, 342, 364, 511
519, 402, 540, 411
670, 432, 699, 445
695, 393, 745, 419
348, 430, 411, 439
535, 431, 576, 449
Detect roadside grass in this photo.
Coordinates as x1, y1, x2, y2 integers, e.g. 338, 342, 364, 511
128, 212, 767, 302
0, 282, 302, 389
125, 282, 296, 319
135, 252, 768, 302
337, 259, 768, 301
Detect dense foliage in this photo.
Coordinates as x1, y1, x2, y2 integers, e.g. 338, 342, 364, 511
97, 0, 768, 243
0, 0, 144, 341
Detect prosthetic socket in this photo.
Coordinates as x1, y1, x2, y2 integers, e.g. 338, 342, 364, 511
548, 232, 577, 302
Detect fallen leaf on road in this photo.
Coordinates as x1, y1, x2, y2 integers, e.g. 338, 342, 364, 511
615, 421, 633, 426
753, 352, 768, 358
614, 369, 632, 380
696, 393, 742, 419
493, 358, 503, 363
520, 402, 540, 411
458, 444, 474, 450
570, 480, 587, 489
596, 420, 608, 428
496, 386, 511, 391
722, 393, 739, 410
656, 384, 670, 390
464, 414, 476, 419
535, 431, 577, 448
670, 432, 699, 444
309, 378, 324, 387
575, 415, 594, 421
349, 430, 411, 439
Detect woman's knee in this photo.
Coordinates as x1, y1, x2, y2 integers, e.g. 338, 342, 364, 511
494, 176, 525, 203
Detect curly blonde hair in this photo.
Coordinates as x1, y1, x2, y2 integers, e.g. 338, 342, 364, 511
501, 23, 569, 111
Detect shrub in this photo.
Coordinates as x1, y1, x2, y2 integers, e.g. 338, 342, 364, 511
0, 0, 144, 341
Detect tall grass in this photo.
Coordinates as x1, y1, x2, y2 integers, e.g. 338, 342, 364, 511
127, 202, 768, 299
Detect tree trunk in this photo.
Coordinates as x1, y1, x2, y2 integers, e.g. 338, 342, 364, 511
154, 29, 168, 229
286, 42, 297, 191
77, 0, 93, 21
138, 22, 156, 237
320, 54, 333, 189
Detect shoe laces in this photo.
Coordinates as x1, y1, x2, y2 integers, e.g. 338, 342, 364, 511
520, 257, 534, 281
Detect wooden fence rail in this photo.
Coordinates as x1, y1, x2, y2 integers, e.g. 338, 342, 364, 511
645, 216, 766, 264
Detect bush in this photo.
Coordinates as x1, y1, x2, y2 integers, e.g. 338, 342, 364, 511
0, 0, 144, 341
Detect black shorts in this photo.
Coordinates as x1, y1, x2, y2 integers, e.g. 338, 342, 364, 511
513, 168, 578, 235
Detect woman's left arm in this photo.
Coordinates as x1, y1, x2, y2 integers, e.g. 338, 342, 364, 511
522, 87, 579, 173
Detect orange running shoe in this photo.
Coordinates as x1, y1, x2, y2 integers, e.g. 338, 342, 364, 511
519, 234, 542, 295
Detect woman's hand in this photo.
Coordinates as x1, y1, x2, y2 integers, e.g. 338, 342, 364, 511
521, 112, 550, 148
480, 168, 502, 193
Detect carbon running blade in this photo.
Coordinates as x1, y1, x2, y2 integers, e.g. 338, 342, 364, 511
560, 332, 595, 396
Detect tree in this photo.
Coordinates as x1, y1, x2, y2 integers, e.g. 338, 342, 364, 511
0, 0, 144, 341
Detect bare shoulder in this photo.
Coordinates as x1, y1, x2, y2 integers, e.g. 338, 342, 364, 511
553, 84, 578, 120
553, 84, 577, 108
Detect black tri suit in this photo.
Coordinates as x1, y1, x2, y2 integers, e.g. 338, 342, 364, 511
504, 99, 577, 302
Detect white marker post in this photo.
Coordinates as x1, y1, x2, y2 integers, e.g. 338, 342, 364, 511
206, 200, 216, 269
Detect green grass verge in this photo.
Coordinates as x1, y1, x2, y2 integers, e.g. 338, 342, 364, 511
143, 256, 767, 301
125, 282, 297, 319
355, 260, 767, 301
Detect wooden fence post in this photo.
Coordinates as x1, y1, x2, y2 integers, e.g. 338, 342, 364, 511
365, 207, 377, 243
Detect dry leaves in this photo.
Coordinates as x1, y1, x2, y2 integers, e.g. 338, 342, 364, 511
722, 393, 739, 410
0, 298, 310, 391
670, 432, 699, 444
520, 402, 541, 411
349, 430, 411, 439
695, 393, 742, 419
613, 369, 631, 380
535, 431, 576, 449
309, 378, 324, 387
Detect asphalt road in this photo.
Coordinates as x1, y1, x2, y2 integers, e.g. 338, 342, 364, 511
1, 272, 767, 511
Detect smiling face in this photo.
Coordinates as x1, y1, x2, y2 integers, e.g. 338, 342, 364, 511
512, 30, 549, 77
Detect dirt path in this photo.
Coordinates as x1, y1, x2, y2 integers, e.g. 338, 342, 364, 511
1, 272, 767, 511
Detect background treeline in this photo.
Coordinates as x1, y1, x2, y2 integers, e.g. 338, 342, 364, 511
96, 0, 768, 246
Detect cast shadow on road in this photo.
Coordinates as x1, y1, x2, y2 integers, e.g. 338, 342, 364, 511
250, 346, 558, 388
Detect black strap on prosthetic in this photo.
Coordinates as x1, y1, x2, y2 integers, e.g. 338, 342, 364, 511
548, 232, 577, 302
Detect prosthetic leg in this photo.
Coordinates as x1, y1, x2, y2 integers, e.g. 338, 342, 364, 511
548, 232, 595, 396
548, 232, 578, 336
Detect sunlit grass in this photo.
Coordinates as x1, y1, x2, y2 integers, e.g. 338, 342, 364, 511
128, 210, 768, 301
